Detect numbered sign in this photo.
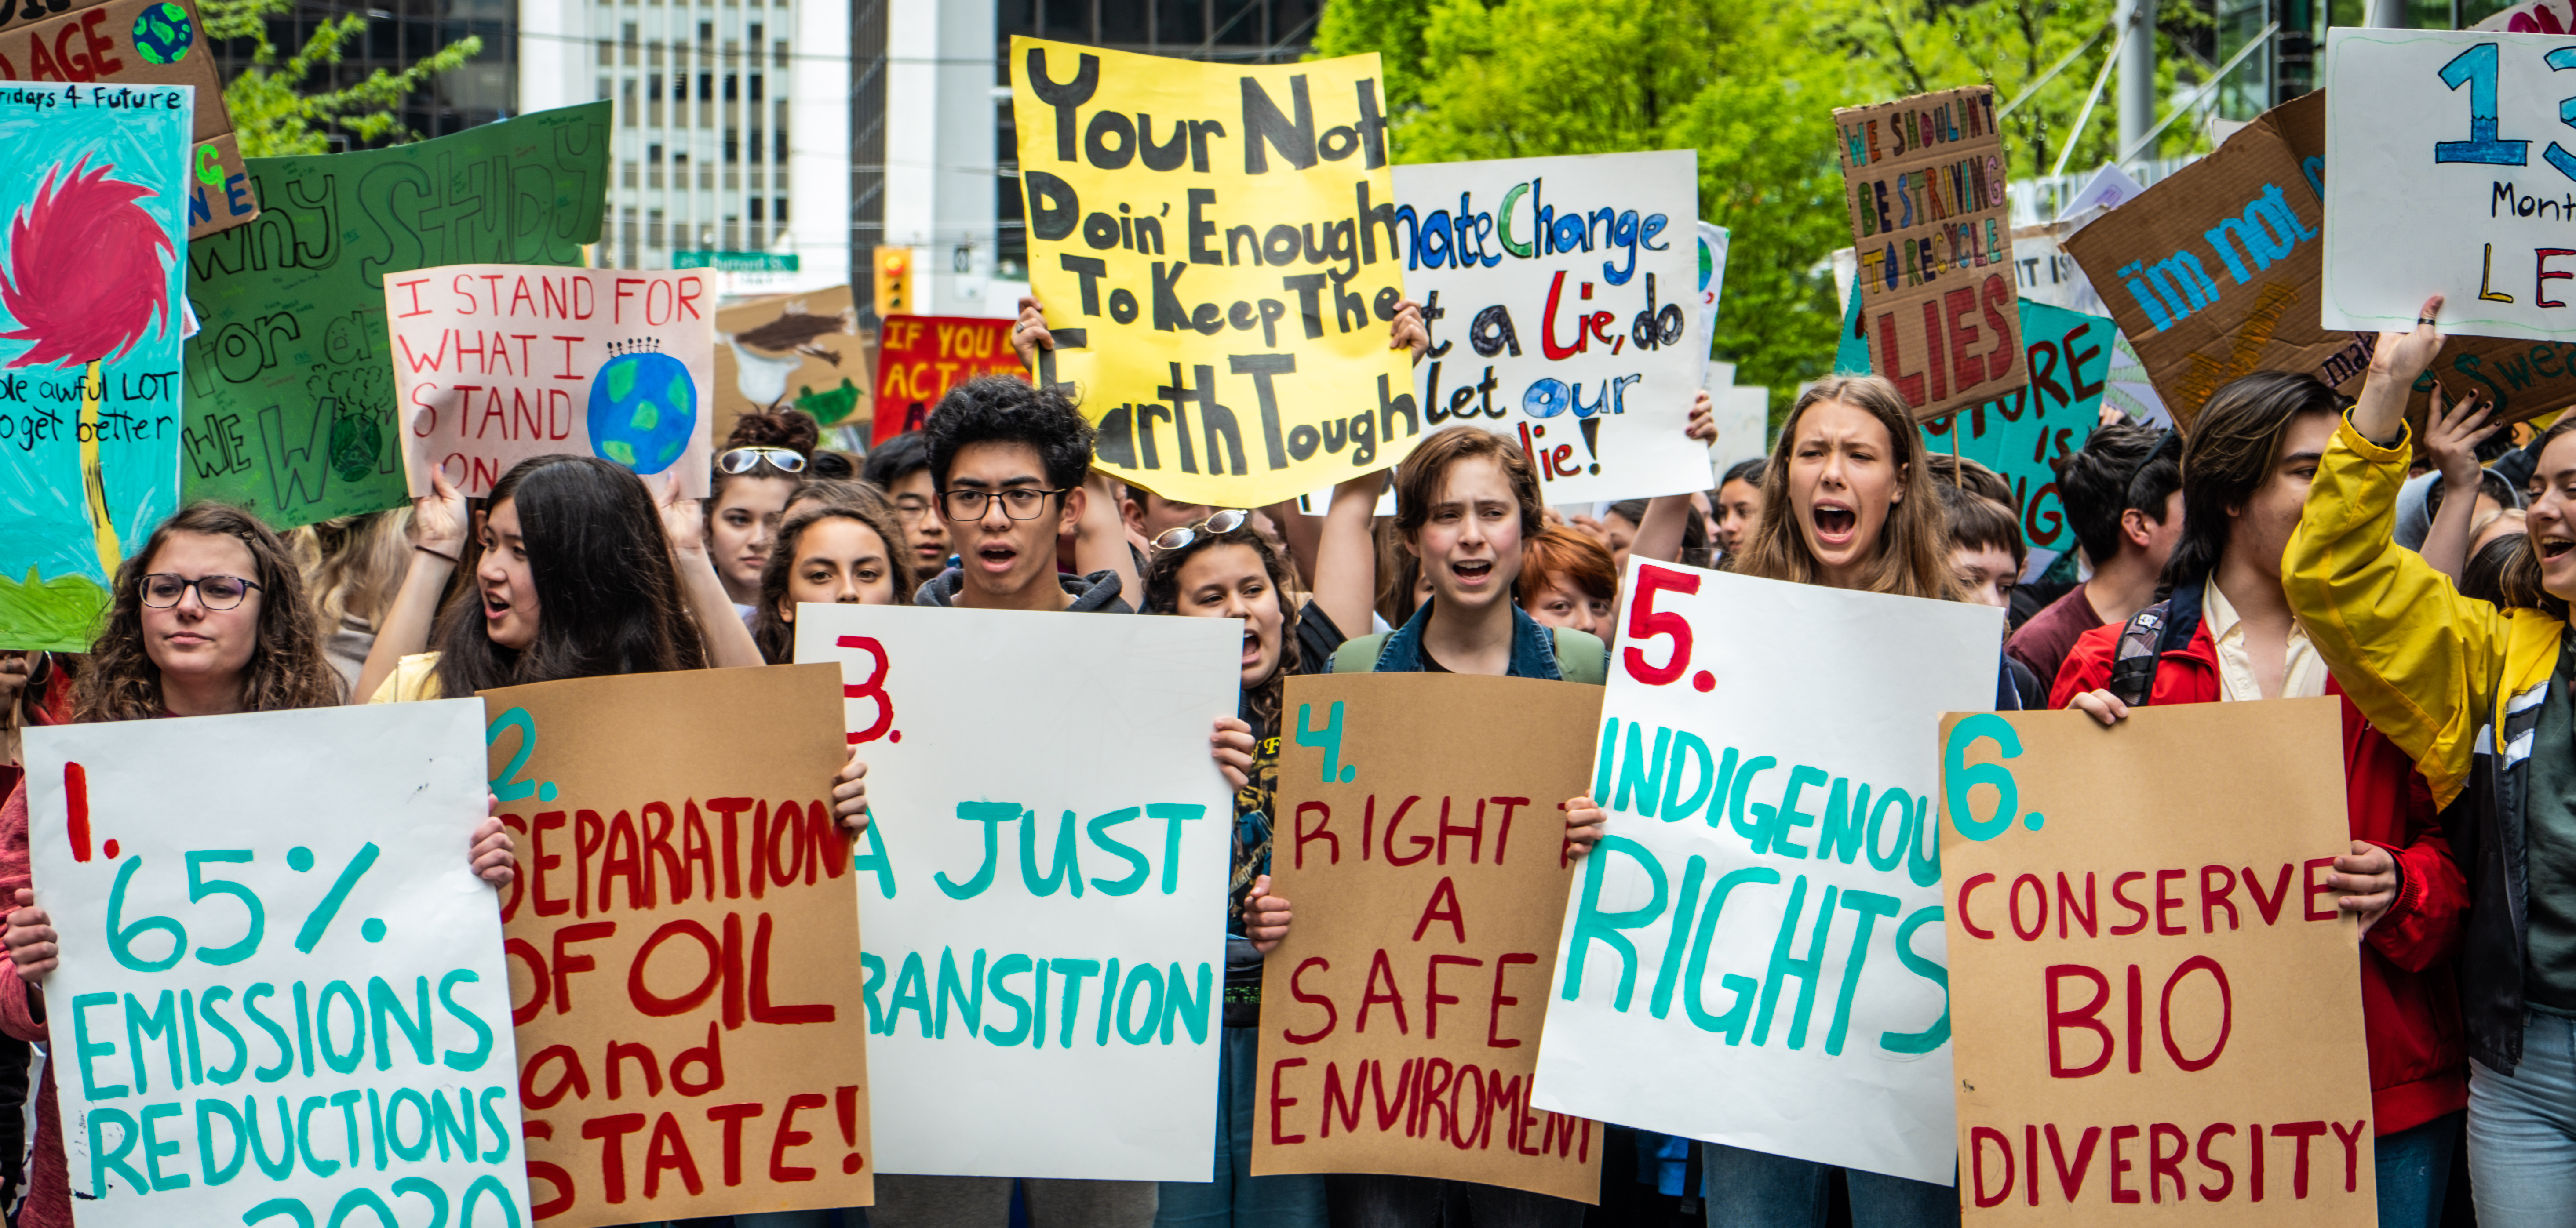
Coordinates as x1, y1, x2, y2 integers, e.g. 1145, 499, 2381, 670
23, 701, 533, 1228
794, 604, 1239, 1181
1532, 559, 2003, 1185
2324, 27, 2576, 340
1941, 701, 2376, 1222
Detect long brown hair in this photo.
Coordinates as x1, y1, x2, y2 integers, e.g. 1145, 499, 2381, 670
433, 455, 708, 696
1733, 375, 1960, 599
2501, 416, 2576, 619
752, 487, 918, 664
77, 502, 345, 721
1145, 524, 1304, 733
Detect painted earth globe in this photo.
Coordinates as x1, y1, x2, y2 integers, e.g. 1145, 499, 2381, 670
131, 3, 193, 65
586, 351, 697, 475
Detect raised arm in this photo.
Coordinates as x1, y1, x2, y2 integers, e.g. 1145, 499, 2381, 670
355, 469, 467, 703
1072, 469, 1145, 606
1628, 390, 1719, 565
2417, 386, 2502, 582
1309, 470, 1387, 638
660, 474, 766, 668
2350, 294, 2444, 446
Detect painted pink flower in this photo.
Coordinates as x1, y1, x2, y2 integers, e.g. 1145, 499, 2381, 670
0, 156, 173, 369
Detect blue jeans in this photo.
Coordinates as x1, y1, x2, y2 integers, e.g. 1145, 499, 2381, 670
2470, 1012, 2576, 1228
1155, 1028, 1327, 1228
2374, 1112, 2459, 1228
1701, 1142, 1957, 1228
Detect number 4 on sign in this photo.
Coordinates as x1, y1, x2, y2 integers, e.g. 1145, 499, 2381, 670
1296, 701, 1356, 783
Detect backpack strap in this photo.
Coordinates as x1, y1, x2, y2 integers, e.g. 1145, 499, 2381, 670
2106, 601, 2172, 708
1330, 632, 1391, 675
1551, 627, 1609, 686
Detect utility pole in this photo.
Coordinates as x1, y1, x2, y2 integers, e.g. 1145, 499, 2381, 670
2365, 0, 2409, 25
2115, 0, 2158, 165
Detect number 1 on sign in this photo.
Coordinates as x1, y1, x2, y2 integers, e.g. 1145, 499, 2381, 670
2437, 42, 2532, 166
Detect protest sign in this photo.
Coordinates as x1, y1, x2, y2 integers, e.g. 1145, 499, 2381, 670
0, 81, 188, 651
483, 665, 871, 1227
0, 0, 257, 240
715, 287, 862, 439
23, 700, 532, 1227
1833, 86, 2025, 422
1011, 36, 1417, 508
1836, 289, 2117, 579
2322, 29, 2576, 344
1384, 151, 1707, 502
1697, 222, 1732, 385
2009, 219, 2109, 317
1534, 559, 2002, 1184
2477, 0, 2576, 30
181, 103, 611, 530
1941, 701, 2376, 1219
870, 313, 1021, 444
388, 264, 714, 499
1250, 674, 1603, 1202
794, 603, 1236, 1180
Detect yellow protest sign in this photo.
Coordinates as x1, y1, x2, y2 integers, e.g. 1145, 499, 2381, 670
1010, 36, 1418, 507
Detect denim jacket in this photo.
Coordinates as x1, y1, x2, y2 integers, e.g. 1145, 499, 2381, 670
1347, 598, 1574, 679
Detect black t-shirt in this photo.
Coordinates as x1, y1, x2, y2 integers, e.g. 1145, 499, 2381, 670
1226, 600, 1348, 1028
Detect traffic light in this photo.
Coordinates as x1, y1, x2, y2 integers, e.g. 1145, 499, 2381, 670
873, 246, 911, 316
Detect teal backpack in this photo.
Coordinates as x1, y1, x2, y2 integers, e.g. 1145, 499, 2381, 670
1328, 627, 1609, 684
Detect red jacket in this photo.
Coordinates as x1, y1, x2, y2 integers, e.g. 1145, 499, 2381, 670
2055, 602, 2469, 1137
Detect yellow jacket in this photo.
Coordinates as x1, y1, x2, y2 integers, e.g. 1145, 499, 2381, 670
368, 652, 446, 704
2283, 418, 2563, 810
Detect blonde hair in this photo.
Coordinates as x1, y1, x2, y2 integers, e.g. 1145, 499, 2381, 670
1731, 375, 1961, 600
302, 508, 414, 629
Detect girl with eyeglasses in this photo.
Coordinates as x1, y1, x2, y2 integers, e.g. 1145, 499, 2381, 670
707, 408, 819, 621
0, 503, 519, 1228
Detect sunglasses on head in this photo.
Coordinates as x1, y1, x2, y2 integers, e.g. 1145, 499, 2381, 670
718, 447, 807, 475
1151, 509, 1251, 551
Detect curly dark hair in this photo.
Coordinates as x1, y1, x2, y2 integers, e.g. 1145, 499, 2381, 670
752, 486, 918, 664
861, 430, 932, 488
923, 375, 1093, 493
2053, 422, 2181, 566
77, 502, 345, 721
1146, 524, 1301, 733
433, 455, 708, 697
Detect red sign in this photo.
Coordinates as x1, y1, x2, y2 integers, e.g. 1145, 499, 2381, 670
871, 315, 1022, 443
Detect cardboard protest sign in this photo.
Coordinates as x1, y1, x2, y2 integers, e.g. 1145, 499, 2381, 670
388, 264, 714, 498
870, 313, 1020, 444
1250, 674, 1603, 1202
1011, 36, 1417, 508
1941, 701, 2376, 1219
0, 81, 188, 651
1836, 291, 2119, 579
0, 0, 257, 239
715, 286, 862, 439
483, 665, 871, 1227
794, 604, 1235, 1180
1384, 152, 1707, 502
1833, 87, 2025, 421
2477, 0, 2576, 31
2323, 29, 2576, 344
180, 103, 610, 531
1534, 559, 2003, 1184
2009, 219, 2110, 317
23, 701, 532, 1227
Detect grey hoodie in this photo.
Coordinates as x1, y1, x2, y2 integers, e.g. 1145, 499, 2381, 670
911, 567, 1132, 613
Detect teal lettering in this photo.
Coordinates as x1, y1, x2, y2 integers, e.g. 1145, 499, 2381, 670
1865, 788, 1912, 873
1295, 701, 1354, 782
295, 1094, 338, 1177
1683, 867, 1779, 1040
1614, 723, 1673, 817
1881, 906, 1951, 1054
1162, 961, 1213, 1044
243, 984, 292, 1083
1592, 717, 1618, 802
1727, 757, 1777, 851
437, 970, 495, 1072
244, 1095, 295, 1179
986, 953, 1036, 1046
199, 987, 248, 1085
1021, 810, 1087, 897
1052, 958, 1103, 1048
124, 992, 183, 1096
197, 1097, 248, 1184
1559, 835, 1669, 1010
888, 952, 933, 1038
477, 1086, 511, 1161
853, 820, 898, 897
1771, 766, 1828, 858
386, 1089, 433, 1163
317, 981, 365, 1075
1088, 807, 1150, 895
368, 977, 433, 1071
1826, 890, 1902, 1055
1117, 963, 1164, 1044
1818, 780, 1866, 865
937, 802, 1019, 899
141, 1101, 189, 1191
86, 1106, 148, 1197
1646, 855, 1708, 1018
73, 991, 128, 1099
429, 1088, 475, 1162
936, 947, 987, 1039
859, 952, 889, 1035
1150, 803, 1207, 893
1754, 876, 1839, 1049
1661, 734, 1716, 823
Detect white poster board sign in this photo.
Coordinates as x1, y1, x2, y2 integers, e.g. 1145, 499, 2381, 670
1532, 560, 2000, 1184
2323, 28, 2576, 340
794, 605, 1238, 1180
1392, 151, 1712, 503
24, 701, 530, 1228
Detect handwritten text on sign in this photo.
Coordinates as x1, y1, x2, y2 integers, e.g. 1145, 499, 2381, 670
1253, 674, 1603, 1202
1534, 560, 2004, 1184
389, 264, 715, 499
1942, 702, 2376, 1221
1011, 36, 1417, 508
870, 314, 1021, 444
486, 665, 872, 1228
795, 604, 1237, 1181
26, 701, 532, 1228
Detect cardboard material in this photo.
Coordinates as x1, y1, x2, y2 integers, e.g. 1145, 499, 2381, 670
1940, 701, 2376, 1220
181, 103, 612, 530
1388, 151, 1711, 503
0, 81, 189, 651
1251, 674, 1604, 1202
870, 313, 1020, 443
794, 604, 1238, 1180
24, 701, 533, 1226
716, 286, 864, 438
1011, 36, 1417, 507
1533, 559, 2003, 1184
1833, 87, 2026, 421
484, 665, 872, 1227
388, 264, 715, 498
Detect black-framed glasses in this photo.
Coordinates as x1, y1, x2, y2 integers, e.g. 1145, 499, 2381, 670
1151, 508, 1250, 551
892, 494, 936, 523
718, 446, 807, 475
941, 487, 1069, 521
140, 574, 262, 610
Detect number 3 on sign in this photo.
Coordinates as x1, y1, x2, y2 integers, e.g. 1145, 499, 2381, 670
838, 635, 896, 745
2433, 40, 2576, 182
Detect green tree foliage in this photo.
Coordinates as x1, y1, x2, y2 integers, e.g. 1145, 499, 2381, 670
1316, 0, 2219, 420
207, 0, 483, 157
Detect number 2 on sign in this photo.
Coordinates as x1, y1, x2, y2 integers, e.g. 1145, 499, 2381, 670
2432, 40, 2576, 182
839, 635, 896, 744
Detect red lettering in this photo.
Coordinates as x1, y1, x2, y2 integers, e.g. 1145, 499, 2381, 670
2244, 863, 2292, 924
2160, 955, 2233, 1072
1295, 801, 1337, 868
2200, 865, 2239, 933
704, 1102, 764, 1186
2197, 1123, 2237, 1201
1359, 949, 1409, 1034
770, 1093, 826, 1181
1270, 1058, 1308, 1144
553, 922, 617, 1014
521, 1044, 590, 1109
642, 1112, 702, 1197
1959, 872, 1998, 939
2047, 1124, 2101, 1201
1414, 877, 1468, 943
750, 912, 835, 1023
2109, 1124, 2141, 1204
1489, 953, 1536, 1049
2332, 1119, 2368, 1193
581, 1112, 650, 1203
2009, 873, 2047, 941
531, 811, 571, 916
2154, 868, 2187, 935
629, 919, 722, 1016
2149, 1123, 2187, 1203
2110, 871, 2149, 934
2273, 1120, 2328, 1199
2045, 964, 2112, 1077
506, 938, 547, 1025
1284, 957, 1336, 1045
1971, 1126, 2014, 1207
2303, 858, 2340, 922
1425, 954, 1481, 1040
